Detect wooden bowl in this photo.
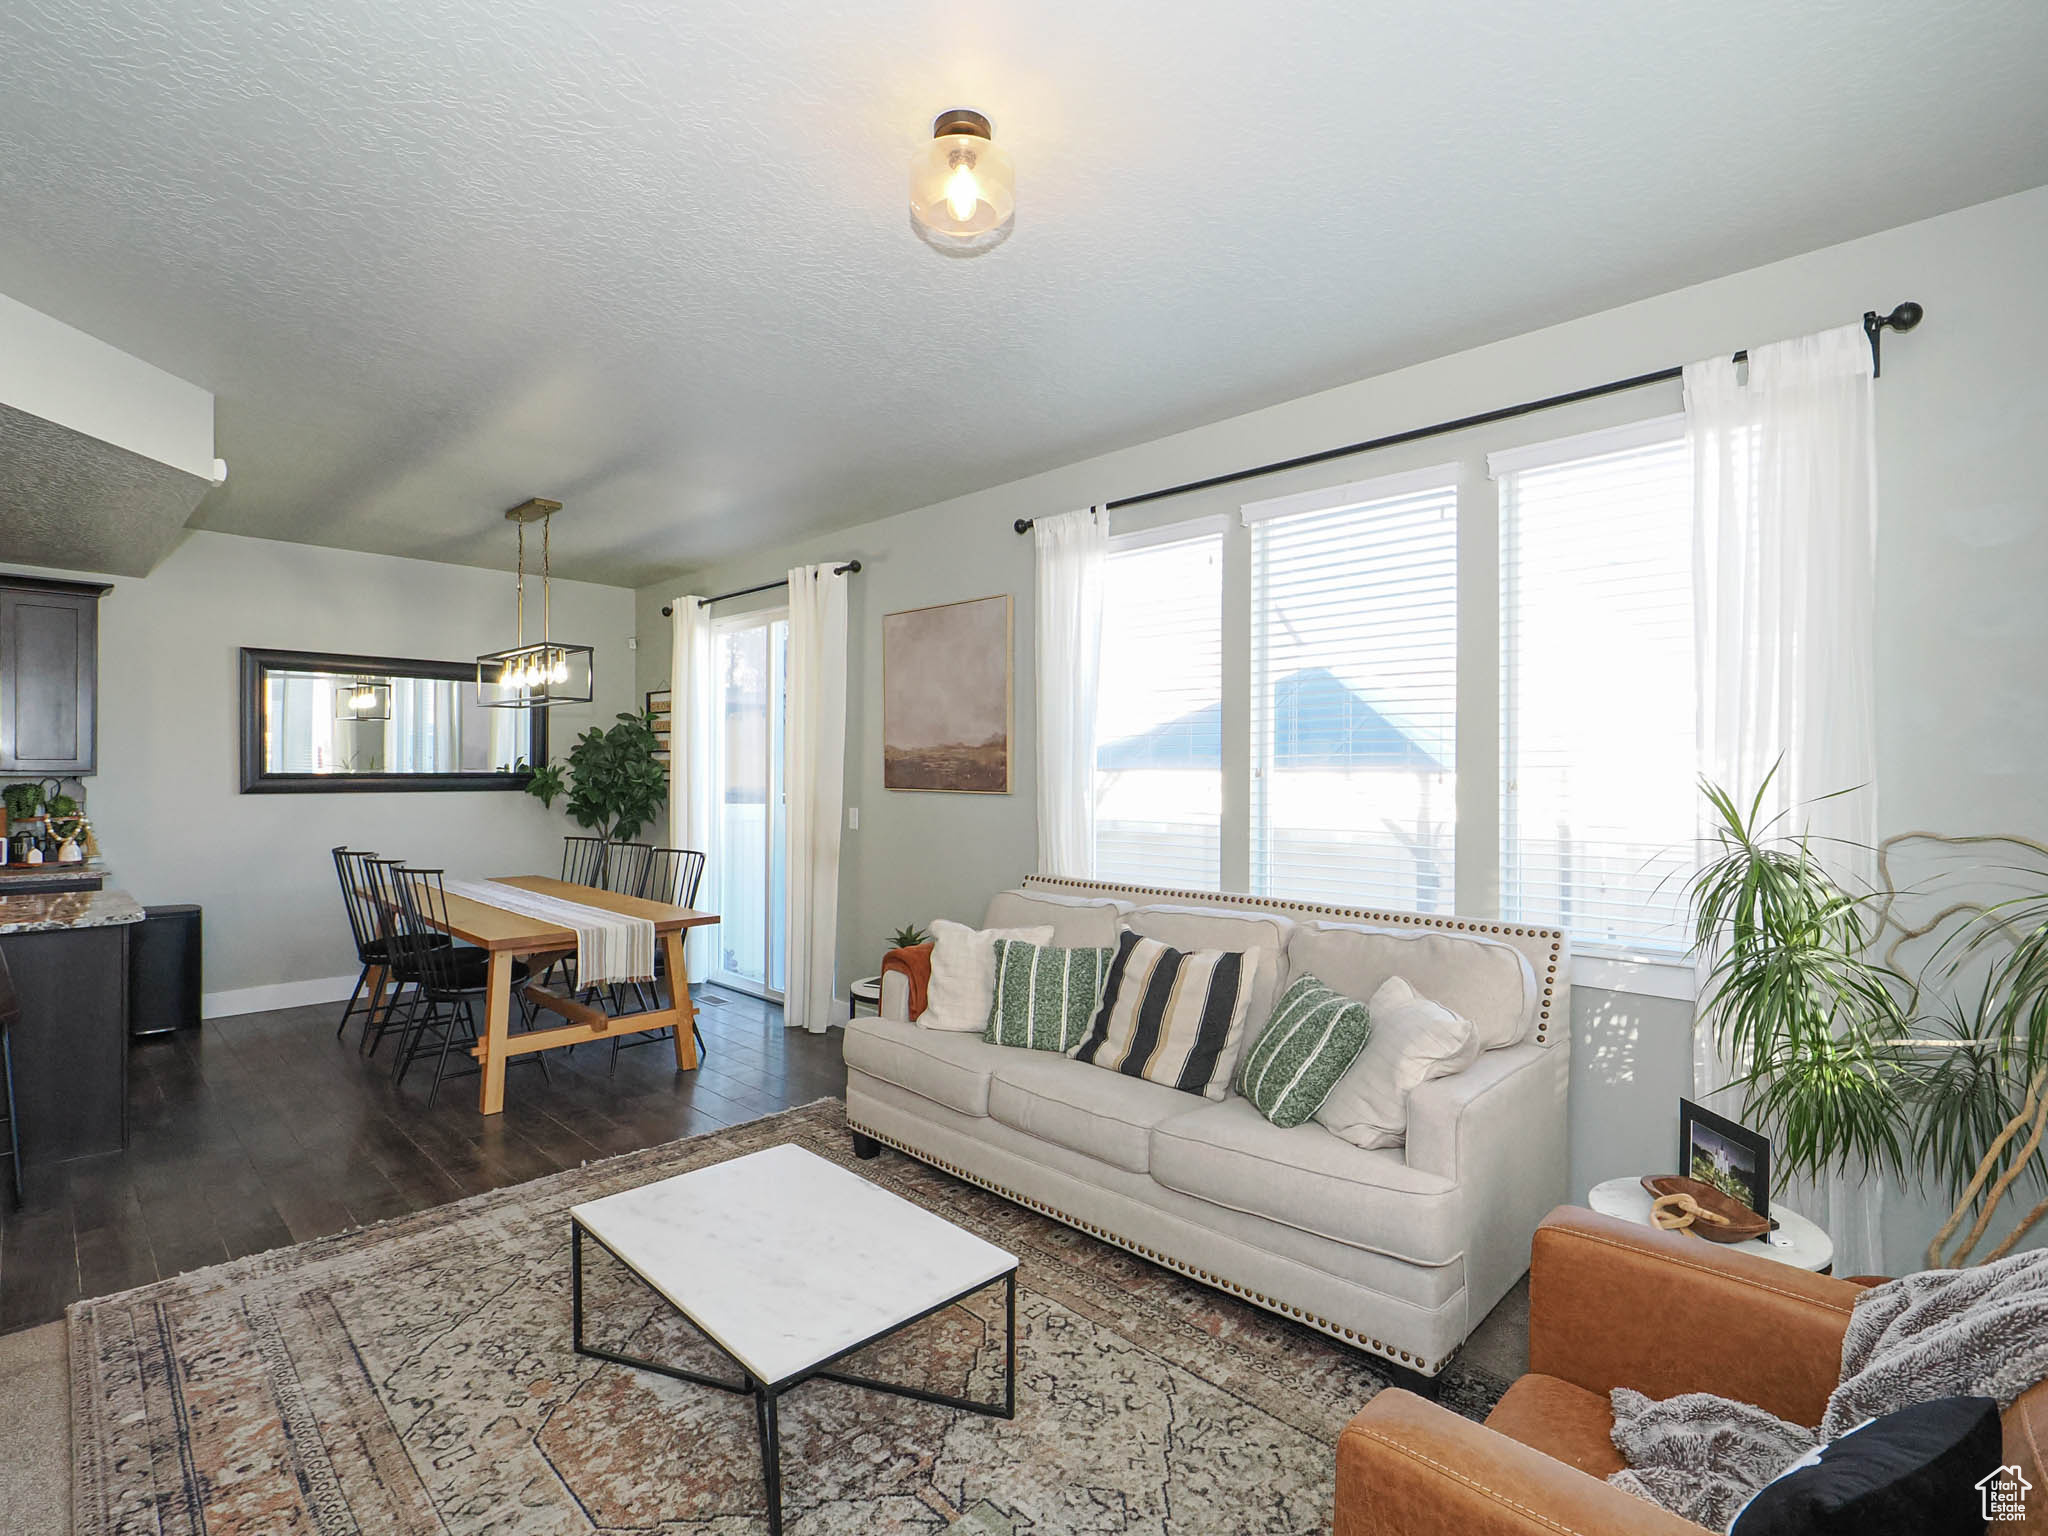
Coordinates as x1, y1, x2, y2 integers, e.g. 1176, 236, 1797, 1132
1640, 1175, 1770, 1243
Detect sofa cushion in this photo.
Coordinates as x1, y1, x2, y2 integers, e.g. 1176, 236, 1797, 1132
922, 919, 1057, 1031
1149, 1097, 1462, 1264
1235, 974, 1375, 1128
984, 889, 1130, 948
1075, 932, 1265, 1099
1125, 903, 1295, 1036
1289, 921, 1538, 1050
841, 1015, 1002, 1118
988, 1052, 1197, 1174
986, 938, 1115, 1052
1485, 1374, 1628, 1479
1315, 975, 1482, 1149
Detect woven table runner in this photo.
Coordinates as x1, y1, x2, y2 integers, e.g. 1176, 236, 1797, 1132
443, 878, 655, 986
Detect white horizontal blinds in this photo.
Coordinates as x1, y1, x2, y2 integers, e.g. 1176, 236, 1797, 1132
1497, 421, 1696, 950
1094, 530, 1224, 888
1249, 473, 1458, 911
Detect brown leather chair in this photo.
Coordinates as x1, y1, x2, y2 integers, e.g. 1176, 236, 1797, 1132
1335, 1206, 2048, 1534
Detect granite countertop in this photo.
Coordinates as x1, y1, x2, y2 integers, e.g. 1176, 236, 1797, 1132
0, 859, 107, 886
0, 888, 146, 934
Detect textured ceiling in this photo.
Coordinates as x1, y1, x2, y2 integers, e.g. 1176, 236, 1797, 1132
0, 403, 212, 576
0, 1, 2043, 586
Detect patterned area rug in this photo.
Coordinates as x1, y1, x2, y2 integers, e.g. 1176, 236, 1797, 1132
71, 1099, 1506, 1534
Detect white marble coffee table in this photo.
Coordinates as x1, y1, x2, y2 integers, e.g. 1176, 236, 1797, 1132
570, 1142, 1018, 1535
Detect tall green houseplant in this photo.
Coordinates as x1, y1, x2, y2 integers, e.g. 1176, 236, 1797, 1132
1689, 772, 1908, 1184
1691, 771, 2048, 1266
523, 710, 668, 846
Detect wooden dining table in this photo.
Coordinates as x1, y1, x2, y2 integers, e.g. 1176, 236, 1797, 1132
365, 874, 720, 1115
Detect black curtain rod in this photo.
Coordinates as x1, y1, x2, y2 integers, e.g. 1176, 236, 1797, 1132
1013, 302, 1922, 533
660, 559, 861, 617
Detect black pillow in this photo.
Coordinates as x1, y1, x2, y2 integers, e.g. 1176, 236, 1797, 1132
1730, 1395, 2003, 1536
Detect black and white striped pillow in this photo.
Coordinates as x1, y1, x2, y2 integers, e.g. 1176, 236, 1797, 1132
1073, 931, 1264, 1098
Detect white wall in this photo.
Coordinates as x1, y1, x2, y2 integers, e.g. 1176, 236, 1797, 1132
5, 530, 637, 1010
640, 185, 2048, 1273
0, 290, 215, 479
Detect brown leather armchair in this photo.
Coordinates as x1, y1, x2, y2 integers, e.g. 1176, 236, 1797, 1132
1336, 1206, 2048, 1534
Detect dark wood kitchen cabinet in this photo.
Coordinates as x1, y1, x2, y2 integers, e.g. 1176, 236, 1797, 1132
0, 574, 109, 775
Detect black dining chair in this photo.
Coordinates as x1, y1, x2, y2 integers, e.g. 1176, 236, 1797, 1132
388, 867, 544, 1107
561, 835, 610, 889
0, 948, 24, 1208
604, 842, 653, 899
354, 856, 428, 1056
544, 835, 618, 997
611, 847, 709, 1075
332, 846, 391, 1042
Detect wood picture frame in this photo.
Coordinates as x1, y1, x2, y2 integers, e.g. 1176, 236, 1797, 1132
881, 594, 1013, 793
1677, 1097, 1772, 1222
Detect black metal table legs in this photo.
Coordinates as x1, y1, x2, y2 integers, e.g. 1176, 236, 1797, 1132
571, 1221, 1018, 1535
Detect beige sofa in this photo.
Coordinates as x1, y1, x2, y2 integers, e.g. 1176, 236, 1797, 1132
843, 875, 1570, 1386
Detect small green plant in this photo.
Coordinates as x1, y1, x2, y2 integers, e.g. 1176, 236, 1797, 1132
889, 923, 931, 950
521, 710, 668, 844
1, 782, 43, 823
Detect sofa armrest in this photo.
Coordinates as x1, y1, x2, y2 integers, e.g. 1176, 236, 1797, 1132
1404, 1042, 1568, 1321
880, 970, 913, 1022
1335, 1389, 1703, 1536
1529, 1207, 1858, 1428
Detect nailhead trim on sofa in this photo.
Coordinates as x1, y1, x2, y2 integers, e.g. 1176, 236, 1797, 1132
1021, 874, 1568, 1048
849, 1117, 1441, 1377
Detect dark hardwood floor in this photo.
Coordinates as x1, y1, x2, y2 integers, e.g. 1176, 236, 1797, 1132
0, 984, 845, 1333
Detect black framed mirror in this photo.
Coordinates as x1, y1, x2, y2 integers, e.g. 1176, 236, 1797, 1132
239, 648, 546, 793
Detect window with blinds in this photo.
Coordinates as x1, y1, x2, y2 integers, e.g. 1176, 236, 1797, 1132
1248, 469, 1458, 911
1496, 417, 1696, 951
1093, 528, 1224, 888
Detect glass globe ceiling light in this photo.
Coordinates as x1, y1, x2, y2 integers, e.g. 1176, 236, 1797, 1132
910, 109, 1014, 256
476, 498, 595, 709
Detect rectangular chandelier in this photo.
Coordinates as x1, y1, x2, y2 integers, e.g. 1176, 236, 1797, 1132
476, 497, 595, 709
476, 641, 595, 709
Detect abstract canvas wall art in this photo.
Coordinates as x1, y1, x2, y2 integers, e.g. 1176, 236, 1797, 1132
882, 594, 1012, 792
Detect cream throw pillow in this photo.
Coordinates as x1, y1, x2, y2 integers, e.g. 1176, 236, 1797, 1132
920, 918, 1056, 1030
1313, 975, 1481, 1148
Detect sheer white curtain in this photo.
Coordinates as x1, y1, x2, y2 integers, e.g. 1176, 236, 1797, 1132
1034, 507, 1107, 876
1687, 322, 1881, 1272
668, 595, 716, 974
784, 564, 850, 1033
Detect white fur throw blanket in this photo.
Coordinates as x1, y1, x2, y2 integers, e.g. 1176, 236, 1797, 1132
1607, 1389, 1815, 1530
1822, 1244, 2048, 1437
1609, 1246, 2048, 1526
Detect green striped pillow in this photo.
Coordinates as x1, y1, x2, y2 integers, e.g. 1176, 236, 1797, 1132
1235, 974, 1373, 1128
984, 939, 1115, 1053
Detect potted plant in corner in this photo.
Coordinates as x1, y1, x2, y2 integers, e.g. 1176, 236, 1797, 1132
1690, 768, 2048, 1267
521, 709, 669, 878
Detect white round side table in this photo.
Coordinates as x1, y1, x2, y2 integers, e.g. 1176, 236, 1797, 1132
1588, 1176, 1835, 1273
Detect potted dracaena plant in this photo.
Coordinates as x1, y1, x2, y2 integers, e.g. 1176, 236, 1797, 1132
521, 709, 669, 858
1689, 766, 2048, 1266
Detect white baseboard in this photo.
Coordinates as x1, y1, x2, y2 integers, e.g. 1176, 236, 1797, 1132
202, 971, 359, 1021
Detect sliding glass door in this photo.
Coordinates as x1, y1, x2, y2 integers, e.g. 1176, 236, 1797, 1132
709, 611, 789, 999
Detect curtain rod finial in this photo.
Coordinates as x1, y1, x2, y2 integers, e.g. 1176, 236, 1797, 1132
1014, 517, 1034, 535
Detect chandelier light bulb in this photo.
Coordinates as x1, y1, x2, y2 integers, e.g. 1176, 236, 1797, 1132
945, 162, 980, 222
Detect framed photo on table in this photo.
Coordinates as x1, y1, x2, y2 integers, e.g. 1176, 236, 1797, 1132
1678, 1098, 1771, 1221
